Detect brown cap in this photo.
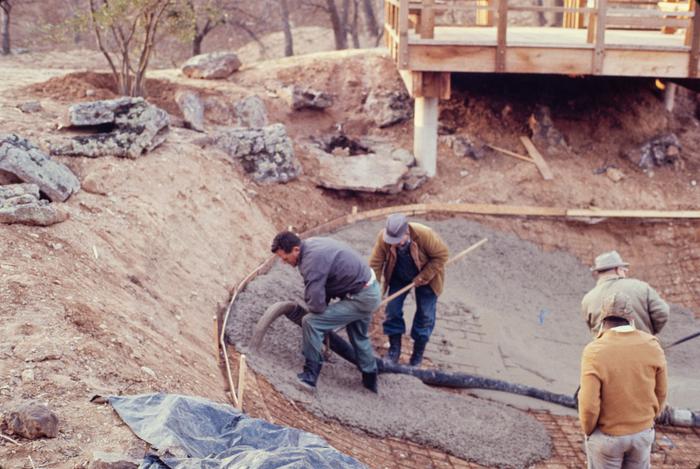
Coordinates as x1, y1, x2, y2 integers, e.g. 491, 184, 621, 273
600, 292, 634, 323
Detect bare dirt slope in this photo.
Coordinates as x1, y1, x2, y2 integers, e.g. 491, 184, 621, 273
0, 47, 699, 469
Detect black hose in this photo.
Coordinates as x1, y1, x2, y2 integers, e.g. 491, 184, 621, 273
282, 305, 576, 409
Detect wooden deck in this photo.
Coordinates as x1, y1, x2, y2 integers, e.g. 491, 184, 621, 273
386, 0, 700, 79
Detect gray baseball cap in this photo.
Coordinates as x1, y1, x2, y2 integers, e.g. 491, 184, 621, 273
591, 250, 629, 272
383, 213, 409, 244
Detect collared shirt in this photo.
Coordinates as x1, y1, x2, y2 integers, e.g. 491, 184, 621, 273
298, 237, 371, 314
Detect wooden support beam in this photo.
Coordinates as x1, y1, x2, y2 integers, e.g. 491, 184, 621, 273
688, 1, 700, 77
399, 0, 410, 68
476, 0, 494, 26
519, 136, 554, 180
420, 0, 435, 39
399, 70, 451, 99
496, 0, 508, 72
592, 0, 607, 74
664, 82, 677, 111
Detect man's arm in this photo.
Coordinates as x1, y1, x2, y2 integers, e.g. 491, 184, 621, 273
647, 286, 670, 334
578, 346, 602, 436
654, 343, 668, 416
301, 259, 330, 314
415, 227, 449, 284
368, 230, 387, 283
581, 295, 597, 336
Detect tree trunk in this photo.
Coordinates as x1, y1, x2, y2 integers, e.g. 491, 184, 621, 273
326, 0, 347, 50
279, 0, 293, 56
192, 32, 204, 56
361, 0, 379, 38
1, 1, 11, 55
350, 0, 360, 48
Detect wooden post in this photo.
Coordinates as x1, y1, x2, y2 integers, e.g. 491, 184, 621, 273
688, 0, 700, 77
421, 0, 435, 38
592, 0, 607, 74
477, 0, 494, 26
237, 354, 247, 410
414, 96, 438, 177
664, 82, 677, 112
496, 0, 508, 72
399, 0, 410, 68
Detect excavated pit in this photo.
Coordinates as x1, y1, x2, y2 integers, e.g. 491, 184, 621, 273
226, 216, 700, 468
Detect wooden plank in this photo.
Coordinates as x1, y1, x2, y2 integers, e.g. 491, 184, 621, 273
567, 208, 700, 218
238, 354, 247, 410
606, 17, 690, 29
593, 0, 608, 74
519, 136, 554, 180
399, 0, 410, 68
476, 0, 494, 26
421, 0, 435, 39
496, 0, 508, 72
689, 0, 700, 76
684, 0, 695, 47
486, 144, 536, 164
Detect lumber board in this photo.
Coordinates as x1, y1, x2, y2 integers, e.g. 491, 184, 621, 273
566, 209, 700, 218
519, 136, 554, 180
496, 0, 508, 72
486, 144, 536, 164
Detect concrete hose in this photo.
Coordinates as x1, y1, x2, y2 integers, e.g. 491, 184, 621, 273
251, 301, 576, 408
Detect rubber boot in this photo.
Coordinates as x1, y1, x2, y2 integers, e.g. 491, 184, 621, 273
361, 371, 378, 393
386, 334, 402, 364
297, 359, 322, 391
409, 340, 427, 367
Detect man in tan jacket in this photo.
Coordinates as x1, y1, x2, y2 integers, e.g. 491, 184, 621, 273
579, 292, 667, 468
369, 214, 449, 366
581, 250, 669, 337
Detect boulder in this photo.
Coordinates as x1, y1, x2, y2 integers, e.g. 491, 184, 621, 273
181, 51, 242, 79
89, 452, 139, 469
51, 98, 169, 159
452, 135, 486, 160
211, 124, 301, 183
280, 85, 333, 111
625, 133, 682, 169
402, 166, 429, 191
234, 96, 268, 128
528, 105, 569, 154
363, 89, 413, 128
18, 101, 42, 113
0, 183, 68, 226
0, 402, 59, 439
0, 134, 80, 202
313, 147, 409, 194
175, 90, 205, 132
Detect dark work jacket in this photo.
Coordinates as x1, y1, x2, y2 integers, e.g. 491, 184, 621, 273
298, 237, 371, 314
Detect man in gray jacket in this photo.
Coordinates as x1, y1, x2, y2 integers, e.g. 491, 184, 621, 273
581, 250, 670, 337
271, 230, 381, 392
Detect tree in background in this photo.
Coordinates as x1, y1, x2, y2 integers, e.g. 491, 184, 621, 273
305, 0, 381, 51
279, 0, 293, 56
87, 0, 177, 96
0, 0, 11, 54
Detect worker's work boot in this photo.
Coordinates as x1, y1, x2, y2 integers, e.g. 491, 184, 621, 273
296, 359, 322, 391
386, 334, 402, 364
361, 371, 378, 393
409, 340, 427, 367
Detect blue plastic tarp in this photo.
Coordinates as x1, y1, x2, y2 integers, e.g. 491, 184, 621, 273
108, 393, 366, 469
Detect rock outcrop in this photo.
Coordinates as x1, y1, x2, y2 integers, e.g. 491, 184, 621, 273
234, 96, 269, 128
625, 133, 682, 169
0, 402, 59, 439
51, 98, 169, 159
363, 89, 413, 127
175, 90, 205, 132
280, 85, 333, 110
181, 51, 242, 79
0, 134, 80, 202
210, 124, 301, 183
0, 183, 68, 226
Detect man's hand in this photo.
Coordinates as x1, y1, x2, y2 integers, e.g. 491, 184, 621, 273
413, 275, 429, 287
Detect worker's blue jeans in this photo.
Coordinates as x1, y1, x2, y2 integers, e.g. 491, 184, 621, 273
301, 281, 380, 373
383, 280, 437, 343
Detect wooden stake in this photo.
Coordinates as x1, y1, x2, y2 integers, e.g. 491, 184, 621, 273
520, 136, 554, 180
237, 354, 247, 410
0, 433, 21, 446
486, 144, 536, 164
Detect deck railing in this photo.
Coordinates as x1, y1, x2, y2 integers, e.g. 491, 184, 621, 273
385, 0, 700, 75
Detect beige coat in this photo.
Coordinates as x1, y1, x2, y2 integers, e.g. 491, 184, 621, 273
369, 222, 449, 295
581, 275, 670, 336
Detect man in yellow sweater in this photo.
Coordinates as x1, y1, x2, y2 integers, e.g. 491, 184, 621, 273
579, 292, 668, 469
